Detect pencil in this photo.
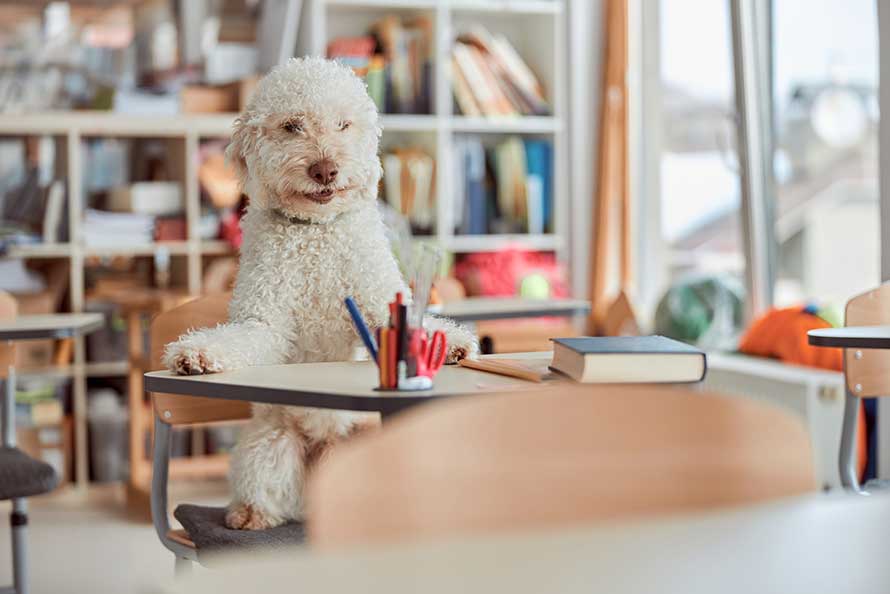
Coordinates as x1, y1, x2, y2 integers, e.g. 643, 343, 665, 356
344, 297, 378, 364
380, 329, 389, 388
397, 303, 408, 383
377, 328, 385, 388
389, 328, 399, 388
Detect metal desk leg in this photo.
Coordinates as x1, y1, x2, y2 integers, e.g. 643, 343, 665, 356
839, 389, 863, 493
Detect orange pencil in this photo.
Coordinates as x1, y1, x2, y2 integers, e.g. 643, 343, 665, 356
378, 328, 389, 390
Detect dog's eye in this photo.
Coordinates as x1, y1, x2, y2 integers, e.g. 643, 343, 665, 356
282, 120, 303, 134
338, 120, 352, 131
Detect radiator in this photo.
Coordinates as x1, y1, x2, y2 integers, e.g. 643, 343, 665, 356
703, 353, 845, 490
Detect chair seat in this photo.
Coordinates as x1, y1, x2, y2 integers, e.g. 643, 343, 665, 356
0, 447, 58, 500
173, 504, 306, 562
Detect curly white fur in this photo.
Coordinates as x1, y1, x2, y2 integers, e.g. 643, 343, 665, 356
162, 57, 478, 530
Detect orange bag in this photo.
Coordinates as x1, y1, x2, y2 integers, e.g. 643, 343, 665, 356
739, 307, 865, 479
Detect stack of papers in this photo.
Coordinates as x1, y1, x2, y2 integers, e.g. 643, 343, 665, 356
82, 209, 154, 247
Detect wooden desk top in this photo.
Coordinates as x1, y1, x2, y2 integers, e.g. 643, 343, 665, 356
145, 353, 556, 416
437, 297, 590, 322
0, 313, 104, 341
808, 325, 890, 349
172, 493, 890, 594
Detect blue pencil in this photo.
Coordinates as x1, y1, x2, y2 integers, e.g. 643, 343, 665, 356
344, 297, 378, 364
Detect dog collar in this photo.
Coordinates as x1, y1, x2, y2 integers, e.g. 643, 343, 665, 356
271, 209, 340, 226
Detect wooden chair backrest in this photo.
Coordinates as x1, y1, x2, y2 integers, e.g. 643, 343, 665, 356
0, 291, 16, 378
845, 283, 890, 397
150, 293, 251, 425
306, 384, 816, 549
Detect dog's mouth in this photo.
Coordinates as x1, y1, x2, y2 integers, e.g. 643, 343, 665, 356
298, 186, 352, 204
303, 188, 335, 204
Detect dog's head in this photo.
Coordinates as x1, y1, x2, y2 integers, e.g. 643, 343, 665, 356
227, 57, 382, 221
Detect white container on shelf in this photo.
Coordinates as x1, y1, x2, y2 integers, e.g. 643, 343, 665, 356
108, 181, 183, 216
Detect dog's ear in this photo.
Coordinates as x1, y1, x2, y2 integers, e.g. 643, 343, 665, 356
226, 116, 256, 187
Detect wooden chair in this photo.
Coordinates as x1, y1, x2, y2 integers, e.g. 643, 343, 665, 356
306, 384, 815, 549
840, 283, 890, 492
149, 294, 305, 574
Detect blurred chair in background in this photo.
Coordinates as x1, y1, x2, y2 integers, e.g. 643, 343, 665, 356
840, 283, 890, 491
307, 384, 815, 549
0, 290, 59, 594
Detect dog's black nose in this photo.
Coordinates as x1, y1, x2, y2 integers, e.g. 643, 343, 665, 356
308, 159, 338, 186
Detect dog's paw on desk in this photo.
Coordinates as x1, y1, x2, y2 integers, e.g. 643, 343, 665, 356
446, 343, 475, 364
163, 342, 226, 375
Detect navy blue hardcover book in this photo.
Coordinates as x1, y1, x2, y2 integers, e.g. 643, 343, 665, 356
550, 335, 707, 383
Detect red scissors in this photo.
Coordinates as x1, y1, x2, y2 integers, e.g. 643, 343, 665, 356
410, 330, 447, 379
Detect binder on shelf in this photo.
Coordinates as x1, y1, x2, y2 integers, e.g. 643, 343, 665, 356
452, 25, 551, 117
453, 136, 553, 236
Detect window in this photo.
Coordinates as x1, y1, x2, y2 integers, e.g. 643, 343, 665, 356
770, 0, 879, 306
639, 0, 880, 336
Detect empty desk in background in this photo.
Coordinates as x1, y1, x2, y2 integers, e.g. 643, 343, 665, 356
0, 312, 104, 487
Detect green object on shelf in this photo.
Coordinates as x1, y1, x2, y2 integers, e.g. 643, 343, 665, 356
654, 275, 745, 348
519, 273, 551, 299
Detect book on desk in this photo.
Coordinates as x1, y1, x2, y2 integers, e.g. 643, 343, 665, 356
461, 336, 706, 384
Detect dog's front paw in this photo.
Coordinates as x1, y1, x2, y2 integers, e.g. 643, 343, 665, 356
225, 503, 279, 530
163, 342, 225, 376
445, 336, 479, 364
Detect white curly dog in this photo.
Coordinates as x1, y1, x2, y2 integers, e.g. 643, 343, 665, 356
163, 57, 478, 530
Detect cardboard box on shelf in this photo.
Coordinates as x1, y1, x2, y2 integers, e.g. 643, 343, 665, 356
12, 291, 55, 368
181, 77, 258, 114
181, 84, 238, 114
17, 417, 73, 486
11, 260, 71, 369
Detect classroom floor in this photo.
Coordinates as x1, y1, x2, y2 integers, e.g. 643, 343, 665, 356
0, 480, 229, 594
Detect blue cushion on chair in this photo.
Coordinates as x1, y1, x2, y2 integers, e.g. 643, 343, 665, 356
0, 447, 58, 500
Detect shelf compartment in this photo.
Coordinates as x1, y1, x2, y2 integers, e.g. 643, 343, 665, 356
380, 114, 438, 132
327, 0, 438, 8
82, 240, 191, 258
450, 116, 561, 134
200, 240, 236, 255
446, 234, 562, 252
450, 1, 562, 15
6, 243, 73, 258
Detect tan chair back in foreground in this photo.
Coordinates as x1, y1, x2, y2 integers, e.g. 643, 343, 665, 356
838, 283, 890, 490
306, 385, 815, 549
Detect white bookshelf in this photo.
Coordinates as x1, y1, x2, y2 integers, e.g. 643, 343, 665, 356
0, 0, 569, 489
307, 0, 569, 260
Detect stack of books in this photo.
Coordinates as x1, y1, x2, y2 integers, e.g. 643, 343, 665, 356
452, 136, 552, 235
327, 15, 433, 115
382, 148, 435, 233
82, 209, 154, 247
451, 26, 550, 117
